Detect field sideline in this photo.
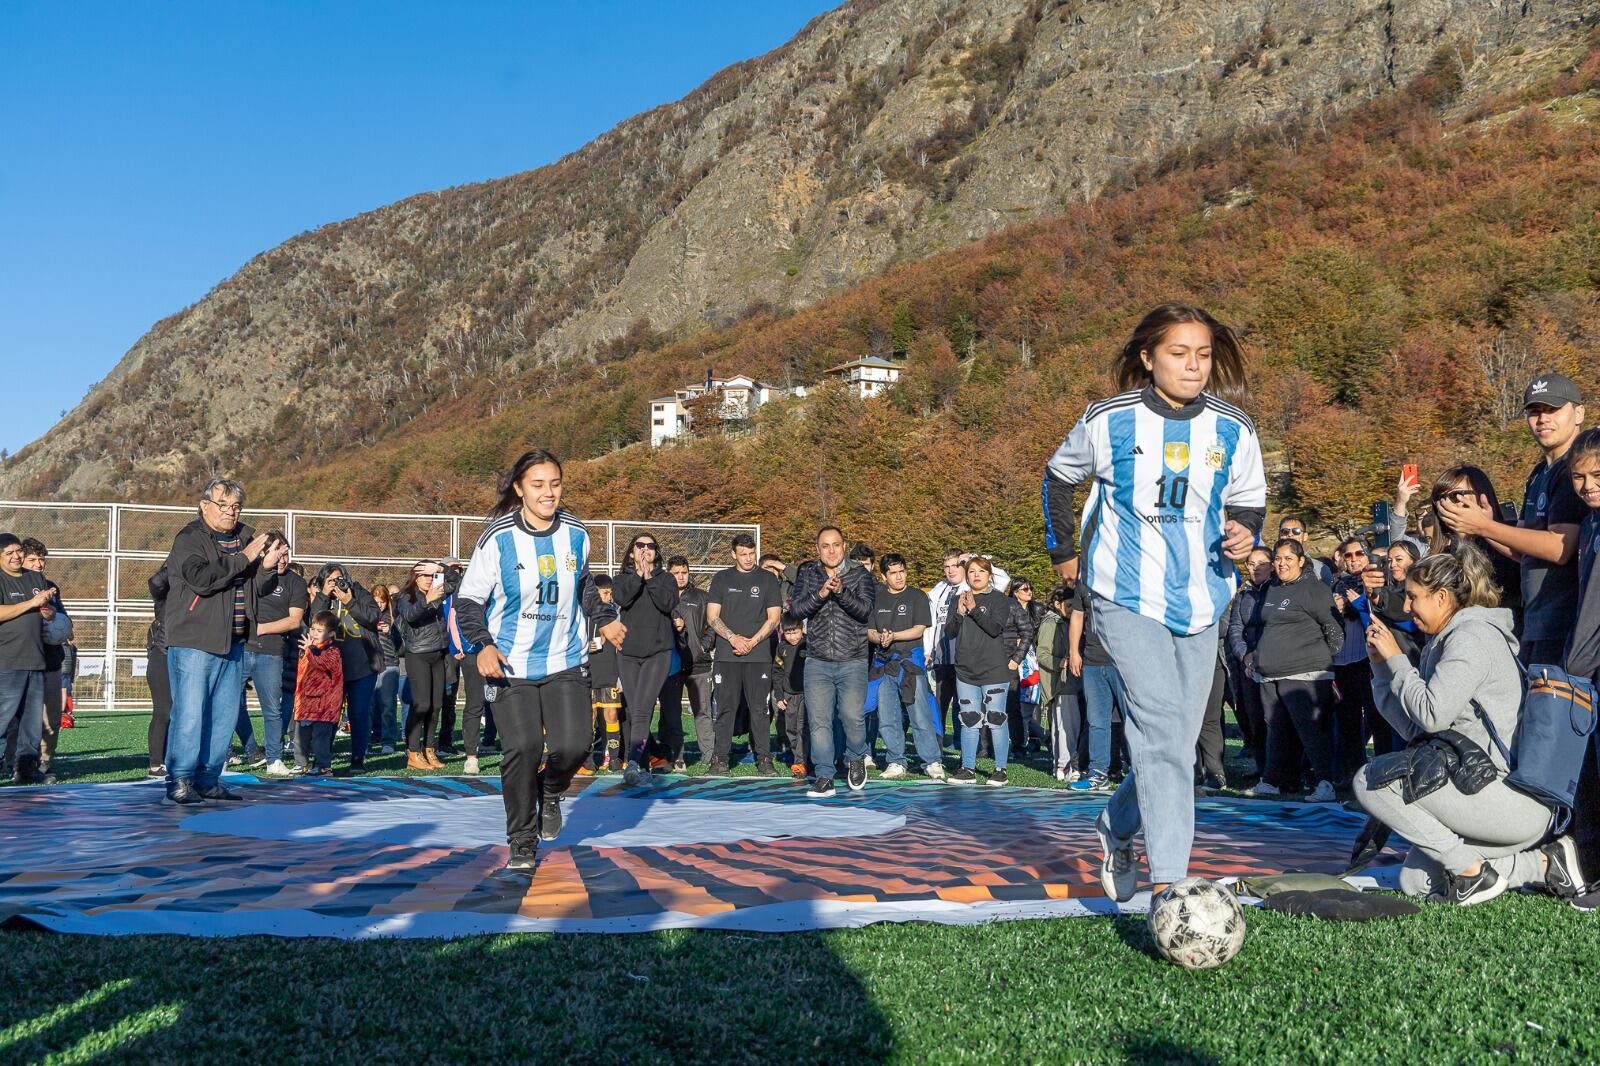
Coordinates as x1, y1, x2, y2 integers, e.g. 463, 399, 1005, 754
2, 713, 1598, 1064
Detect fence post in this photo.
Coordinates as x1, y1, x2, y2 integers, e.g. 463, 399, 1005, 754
451, 517, 461, 561
106, 504, 120, 713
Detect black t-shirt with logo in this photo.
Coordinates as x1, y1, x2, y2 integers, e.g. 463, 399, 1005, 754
872, 586, 932, 657
1071, 581, 1111, 666
1521, 455, 1587, 641
0, 568, 50, 671
709, 566, 782, 663
247, 569, 309, 656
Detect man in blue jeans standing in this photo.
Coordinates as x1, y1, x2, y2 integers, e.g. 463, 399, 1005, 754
162, 478, 285, 805
790, 526, 875, 799
249, 546, 307, 777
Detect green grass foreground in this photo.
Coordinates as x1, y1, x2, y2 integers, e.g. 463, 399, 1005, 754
3, 713, 1599, 1064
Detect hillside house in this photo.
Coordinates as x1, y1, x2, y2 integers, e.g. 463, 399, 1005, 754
825, 356, 904, 399
649, 371, 797, 446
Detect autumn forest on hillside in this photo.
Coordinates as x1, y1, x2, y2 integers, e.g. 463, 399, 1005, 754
202, 39, 1600, 575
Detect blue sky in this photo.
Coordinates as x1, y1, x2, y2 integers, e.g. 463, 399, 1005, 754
0, 1, 831, 455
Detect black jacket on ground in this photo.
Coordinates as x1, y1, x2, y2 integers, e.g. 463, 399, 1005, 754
1254, 571, 1344, 679
162, 518, 271, 656
612, 568, 679, 657
789, 560, 876, 663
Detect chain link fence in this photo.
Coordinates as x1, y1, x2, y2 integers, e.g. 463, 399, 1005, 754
0, 501, 757, 713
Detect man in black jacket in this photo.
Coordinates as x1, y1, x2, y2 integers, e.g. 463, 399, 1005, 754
162, 478, 285, 805
662, 555, 713, 771
790, 526, 876, 797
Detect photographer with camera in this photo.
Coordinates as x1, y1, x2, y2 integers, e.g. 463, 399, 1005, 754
395, 560, 456, 771
309, 562, 382, 770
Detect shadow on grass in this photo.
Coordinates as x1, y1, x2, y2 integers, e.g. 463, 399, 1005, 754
0, 927, 893, 1063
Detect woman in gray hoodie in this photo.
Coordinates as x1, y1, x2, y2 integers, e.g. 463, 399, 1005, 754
1354, 544, 1564, 906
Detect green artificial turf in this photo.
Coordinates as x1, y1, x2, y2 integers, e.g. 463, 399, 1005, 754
4, 714, 1600, 1064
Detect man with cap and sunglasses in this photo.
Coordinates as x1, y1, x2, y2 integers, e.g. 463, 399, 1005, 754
1436, 372, 1586, 665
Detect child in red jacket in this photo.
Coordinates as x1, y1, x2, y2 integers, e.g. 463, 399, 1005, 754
294, 612, 344, 775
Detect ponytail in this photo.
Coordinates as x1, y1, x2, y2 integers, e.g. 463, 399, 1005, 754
1407, 541, 1501, 611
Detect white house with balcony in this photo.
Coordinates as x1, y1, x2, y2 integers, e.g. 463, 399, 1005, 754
825, 356, 904, 399
649, 371, 799, 446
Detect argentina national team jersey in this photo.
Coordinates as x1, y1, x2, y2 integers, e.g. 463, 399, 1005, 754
1044, 388, 1267, 635
457, 509, 596, 681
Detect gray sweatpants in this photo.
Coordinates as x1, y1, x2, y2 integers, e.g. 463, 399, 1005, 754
1092, 595, 1221, 884
1353, 764, 1552, 897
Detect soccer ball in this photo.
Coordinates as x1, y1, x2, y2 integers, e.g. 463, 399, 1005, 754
1148, 878, 1246, 970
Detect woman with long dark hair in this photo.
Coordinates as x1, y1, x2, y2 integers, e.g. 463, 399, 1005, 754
1428, 465, 1521, 619
1042, 302, 1266, 901
611, 533, 679, 785
456, 450, 624, 872
395, 561, 455, 771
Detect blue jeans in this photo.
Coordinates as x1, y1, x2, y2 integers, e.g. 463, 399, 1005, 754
0, 669, 45, 761
877, 672, 941, 767
1079, 663, 1118, 777
345, 673, 377, 761
804, 657, 868, 782
374, 666, 403, 745
166, 643, 245, 791
240, 649, 287, 763
1091, 594, 1220, 884
956, 680, 1011, 770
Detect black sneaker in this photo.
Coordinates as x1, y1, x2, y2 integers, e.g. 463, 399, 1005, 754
951, 767, 978, 785
1446, 863, 1507, 907
985, 768, 1008, 788
1543, 837, 1583, 898
1571, 888, 1600, 913
197, 784, 245, 802
164, 781, 205, 806
504, 840, 539, 872
756, 758, 776, 776
671, 759, 688, 774
539, 796, 563, 842
806, 778, 836, 799
11, 756, 54, 786
349, 757, 365, 772
846, 760, 867, 792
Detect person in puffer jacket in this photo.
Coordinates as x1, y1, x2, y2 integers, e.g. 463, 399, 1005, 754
1354, 544, 1570, 906
789, 526, 876, 798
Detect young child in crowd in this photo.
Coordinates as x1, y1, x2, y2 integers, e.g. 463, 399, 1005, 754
773, 614, 808, 780
294, 611, 344, 775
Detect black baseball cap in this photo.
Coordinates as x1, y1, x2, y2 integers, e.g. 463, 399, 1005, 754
1523, 372, 1583, 410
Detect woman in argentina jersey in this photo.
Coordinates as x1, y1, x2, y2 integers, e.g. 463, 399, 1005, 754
456, 450, 625, 873
1042, 303, 1266, 904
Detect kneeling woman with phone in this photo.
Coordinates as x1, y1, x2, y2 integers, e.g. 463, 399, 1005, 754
455, 450, 625, 872
1354, 544, 1574, 905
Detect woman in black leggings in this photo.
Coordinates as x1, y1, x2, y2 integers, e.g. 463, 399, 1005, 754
611, 534, 679, 785
146, 564, 172, 776
395, 560, 457, 771
455, 449, 624, 872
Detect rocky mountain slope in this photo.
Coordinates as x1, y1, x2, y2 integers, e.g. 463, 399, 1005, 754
3, 0, 1592, 500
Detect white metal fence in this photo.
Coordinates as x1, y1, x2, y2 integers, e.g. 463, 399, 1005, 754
0, 501, 758, 713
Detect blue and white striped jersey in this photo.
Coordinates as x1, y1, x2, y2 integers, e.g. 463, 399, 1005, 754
456, 509, 615, 682
1043, 387, 1266, 635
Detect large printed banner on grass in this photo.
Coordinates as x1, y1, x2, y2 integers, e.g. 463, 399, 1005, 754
0, 776, 1396, 938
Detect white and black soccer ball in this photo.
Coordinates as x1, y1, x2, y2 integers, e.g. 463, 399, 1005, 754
1148, 877, 1246, 970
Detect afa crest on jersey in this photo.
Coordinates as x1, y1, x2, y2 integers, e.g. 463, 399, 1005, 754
1204, 443, 1226, 471
565, 551, 579, 572
1164, 442, 1190, 473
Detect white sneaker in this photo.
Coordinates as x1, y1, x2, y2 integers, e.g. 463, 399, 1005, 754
380, 744, 395, 755
265, 760, 293, 777
881, 763, 907, 780
925, 763, 946, 781
1305, 780, 1337, 803
1244, 780, 1281, 798
463, 756, 480, 776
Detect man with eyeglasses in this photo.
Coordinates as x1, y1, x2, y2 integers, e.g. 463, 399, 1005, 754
1275, 516, 1333, 585
160, 477, 286, 805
